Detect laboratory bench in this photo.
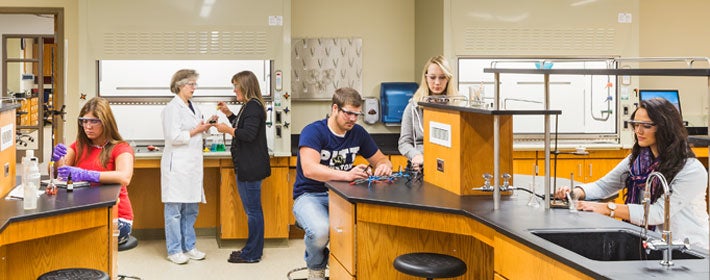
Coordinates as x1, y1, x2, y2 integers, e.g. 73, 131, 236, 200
130, 154, 292, 243
325, 178, 709, 280
0, 183, 121, 280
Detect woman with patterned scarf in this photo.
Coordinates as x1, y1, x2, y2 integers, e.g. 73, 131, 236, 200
555, 98, 709, 252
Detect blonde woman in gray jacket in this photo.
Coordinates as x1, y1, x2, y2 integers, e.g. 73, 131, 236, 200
398, 56, 458, 169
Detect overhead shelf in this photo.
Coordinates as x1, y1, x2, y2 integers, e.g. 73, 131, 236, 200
484, 68, 710, 77
418, 102, 561, 115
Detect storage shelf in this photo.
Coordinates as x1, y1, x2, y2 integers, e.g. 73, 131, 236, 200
483, 68, 710, 77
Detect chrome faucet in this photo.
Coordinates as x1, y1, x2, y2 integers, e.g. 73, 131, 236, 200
642, 171, 690, 267
472, 173, 494, 191
501, 173, 512, 191
472, 173, 514, 192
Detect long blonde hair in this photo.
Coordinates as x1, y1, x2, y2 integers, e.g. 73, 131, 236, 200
411, 55, 458, 104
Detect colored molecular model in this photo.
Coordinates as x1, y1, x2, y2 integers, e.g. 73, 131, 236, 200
350, 163, 423, 188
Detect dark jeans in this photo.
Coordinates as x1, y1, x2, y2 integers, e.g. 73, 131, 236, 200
237, 179, 264, 261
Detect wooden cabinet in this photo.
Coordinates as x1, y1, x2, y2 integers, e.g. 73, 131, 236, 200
389, 155, 408, 170
513, 150, 627, 183
219, 157, 290, 239
328, 190, 356, 278
0, 107, 17, 198
17, 97, 38, 126
32, 41, 55, 78
494, 233, 592, 280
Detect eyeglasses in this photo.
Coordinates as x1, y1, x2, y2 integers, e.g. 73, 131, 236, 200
338, 107, 364, 119
628, 120, 656, 131
78, 117, 102, 127
425, 74, 449, 81
185, 82, 198, 87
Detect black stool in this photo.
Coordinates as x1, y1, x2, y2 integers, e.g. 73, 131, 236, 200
117, 235, 141, 280
38, 268, 109, 280
118, 235, 138, 251
393, 253, 467, 280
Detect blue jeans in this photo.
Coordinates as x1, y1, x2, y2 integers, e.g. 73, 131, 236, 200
237, 179, 264, 260
164, 203, 199, 256
117, 218, 133, 244
292, 192, 330, 270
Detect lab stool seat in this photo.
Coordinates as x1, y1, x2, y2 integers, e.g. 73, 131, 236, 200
118, 235, 138, 251
393, 252, 467, 280
37, 268, 109, 280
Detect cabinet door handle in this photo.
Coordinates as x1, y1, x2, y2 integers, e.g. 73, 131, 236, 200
589, 163, 593, 177
334, 227, 343, 233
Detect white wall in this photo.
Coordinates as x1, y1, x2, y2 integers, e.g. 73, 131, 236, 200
639, 0, 710, 127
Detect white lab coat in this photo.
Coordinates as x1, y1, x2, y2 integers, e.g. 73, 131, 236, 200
160, 96, 207, 203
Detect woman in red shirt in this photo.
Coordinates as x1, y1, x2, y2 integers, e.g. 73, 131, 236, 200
53, 97, 135, 244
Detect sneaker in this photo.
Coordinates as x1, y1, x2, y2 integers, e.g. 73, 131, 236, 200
307, 269, 326, 280
167, 253, 189, 264
185, 248, 206, 260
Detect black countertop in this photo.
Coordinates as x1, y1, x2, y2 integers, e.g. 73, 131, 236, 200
326, 179, 709, 280
0, 183, 121, 233
689, 136, 710, 147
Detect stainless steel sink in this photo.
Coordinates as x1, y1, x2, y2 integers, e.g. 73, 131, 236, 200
529, 228, 705, 261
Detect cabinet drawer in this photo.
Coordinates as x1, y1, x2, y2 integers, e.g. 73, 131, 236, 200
329, 190, 355, 275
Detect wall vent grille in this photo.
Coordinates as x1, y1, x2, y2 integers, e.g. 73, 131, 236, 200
102, 31, 268, 55
464, 27, 616, 53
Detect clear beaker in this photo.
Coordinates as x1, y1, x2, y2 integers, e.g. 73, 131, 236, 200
527, 180, 540, 208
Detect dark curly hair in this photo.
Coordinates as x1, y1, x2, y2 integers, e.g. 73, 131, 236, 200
628, 97, 695, 202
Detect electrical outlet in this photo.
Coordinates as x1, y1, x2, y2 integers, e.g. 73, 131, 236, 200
436, 158, 444, 172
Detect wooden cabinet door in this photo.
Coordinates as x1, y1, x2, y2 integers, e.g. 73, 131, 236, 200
554, 158, 586, 183
288, 167, 296, 225
329, 190, 356, 276
219, 165, 290, 239
584, 158, 620, 182
513, 158, 538, 176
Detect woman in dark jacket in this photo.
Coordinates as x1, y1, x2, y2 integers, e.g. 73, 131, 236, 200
215, 70, 271, 263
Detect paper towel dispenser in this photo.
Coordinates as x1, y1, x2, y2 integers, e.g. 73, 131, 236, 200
380, 82, 418, 125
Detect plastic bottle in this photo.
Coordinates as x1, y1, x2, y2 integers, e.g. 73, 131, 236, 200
23, 150, 40, 210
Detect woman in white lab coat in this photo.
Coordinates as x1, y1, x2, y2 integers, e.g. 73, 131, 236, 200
160, 69, 215, 264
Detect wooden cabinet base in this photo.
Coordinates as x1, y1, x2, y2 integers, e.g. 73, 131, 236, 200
494, 234, 592, 280
329, 255, 356, 280
0, 207, 114, 280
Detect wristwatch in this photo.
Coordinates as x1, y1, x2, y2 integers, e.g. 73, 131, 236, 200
607, 202, 617, 218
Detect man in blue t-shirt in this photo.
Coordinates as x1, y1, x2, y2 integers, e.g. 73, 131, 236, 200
293, 87, 392, 279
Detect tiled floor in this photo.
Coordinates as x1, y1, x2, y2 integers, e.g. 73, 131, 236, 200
117, 236, 312, 280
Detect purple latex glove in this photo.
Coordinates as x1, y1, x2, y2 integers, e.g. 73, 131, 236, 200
52, 143, 68, 161
57, 166, 100, 183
